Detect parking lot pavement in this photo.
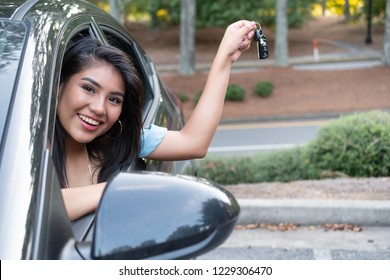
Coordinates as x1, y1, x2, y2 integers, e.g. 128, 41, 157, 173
198, 226, 390, 260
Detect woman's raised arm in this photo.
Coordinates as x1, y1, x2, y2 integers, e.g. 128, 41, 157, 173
148, 20, 256, 160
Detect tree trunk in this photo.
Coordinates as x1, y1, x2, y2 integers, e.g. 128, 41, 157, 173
365, 0, 373, 44
322, 0, 327, 15
384, 0, 390, 66
180, 0, 196, 76
344, 0, 350, 22
274, 0, 289, 67
109, 0, 124, 25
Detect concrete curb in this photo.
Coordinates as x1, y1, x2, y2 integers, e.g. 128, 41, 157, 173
237, 199, 390, 226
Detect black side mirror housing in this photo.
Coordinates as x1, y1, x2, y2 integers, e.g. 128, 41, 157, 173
91, 172, 240, 260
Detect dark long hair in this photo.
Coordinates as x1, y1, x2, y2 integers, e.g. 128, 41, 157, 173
53, 37, 144, 187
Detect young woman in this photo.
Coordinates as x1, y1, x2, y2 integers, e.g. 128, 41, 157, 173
56, 20, 257, 220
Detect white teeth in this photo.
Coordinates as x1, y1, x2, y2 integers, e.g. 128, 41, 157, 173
78, 114, 100, 126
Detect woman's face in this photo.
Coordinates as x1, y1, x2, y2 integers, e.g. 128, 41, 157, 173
58, 62, 125, 144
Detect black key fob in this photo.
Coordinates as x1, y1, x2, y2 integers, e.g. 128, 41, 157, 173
254, 23, 269, 60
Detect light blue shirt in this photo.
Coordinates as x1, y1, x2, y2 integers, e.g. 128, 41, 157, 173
140, 124, 168, 158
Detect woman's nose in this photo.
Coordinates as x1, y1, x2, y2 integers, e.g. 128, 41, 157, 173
90, 96, 106, 116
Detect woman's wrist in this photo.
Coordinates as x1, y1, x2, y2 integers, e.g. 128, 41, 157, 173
213, 47, 234, 71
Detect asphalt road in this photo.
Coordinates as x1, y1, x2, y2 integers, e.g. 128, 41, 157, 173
208, 119, 329, 156
198, 226, 390, 260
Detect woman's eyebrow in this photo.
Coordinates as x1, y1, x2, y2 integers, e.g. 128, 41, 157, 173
81, 77, 101, 88
111, 91, 125, 98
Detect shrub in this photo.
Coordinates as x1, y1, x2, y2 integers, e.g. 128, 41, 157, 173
192, 147, 319, 185
306, 111, 390, 177
176, 92, 188, 103
193, 156, 257, 185
254, 81, 274, 97
225, 84, 246, 102
194, 84, 246, 106
251, 147, 319, 183
190, 111, 390, 185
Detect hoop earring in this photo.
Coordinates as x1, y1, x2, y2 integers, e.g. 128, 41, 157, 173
117, 119, 123, 136
104, 119, 123, 140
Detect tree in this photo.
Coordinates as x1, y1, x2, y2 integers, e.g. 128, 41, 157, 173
322, 0, 327, 15
384, 0, 390, 66
109, 0, 124, 25
344, 0, 351, 22
179, 0, 196, 76
365, 0, 373, 44
274, 0, 289, 67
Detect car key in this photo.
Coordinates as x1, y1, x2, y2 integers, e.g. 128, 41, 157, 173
254, 23, 269, 60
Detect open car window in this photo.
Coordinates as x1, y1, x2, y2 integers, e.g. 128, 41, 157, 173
62, 25, 156, 241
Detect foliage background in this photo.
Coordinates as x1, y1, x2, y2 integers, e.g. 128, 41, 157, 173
87, 0, 387, 28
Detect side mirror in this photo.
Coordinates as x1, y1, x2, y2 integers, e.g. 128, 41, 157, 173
91, 172, 240, 260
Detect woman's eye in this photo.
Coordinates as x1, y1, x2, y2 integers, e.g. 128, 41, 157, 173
109, 97, 123, 104
83, 85, 95, 93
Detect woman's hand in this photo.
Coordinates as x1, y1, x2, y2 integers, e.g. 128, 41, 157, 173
218, 20, 256, 64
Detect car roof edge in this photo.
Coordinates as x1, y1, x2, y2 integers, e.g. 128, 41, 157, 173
10, 0, 39, 21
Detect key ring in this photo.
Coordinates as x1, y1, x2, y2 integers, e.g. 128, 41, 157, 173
255, 22, 262, 31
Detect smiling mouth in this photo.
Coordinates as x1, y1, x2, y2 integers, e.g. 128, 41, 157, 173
78, 114, 101, 126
